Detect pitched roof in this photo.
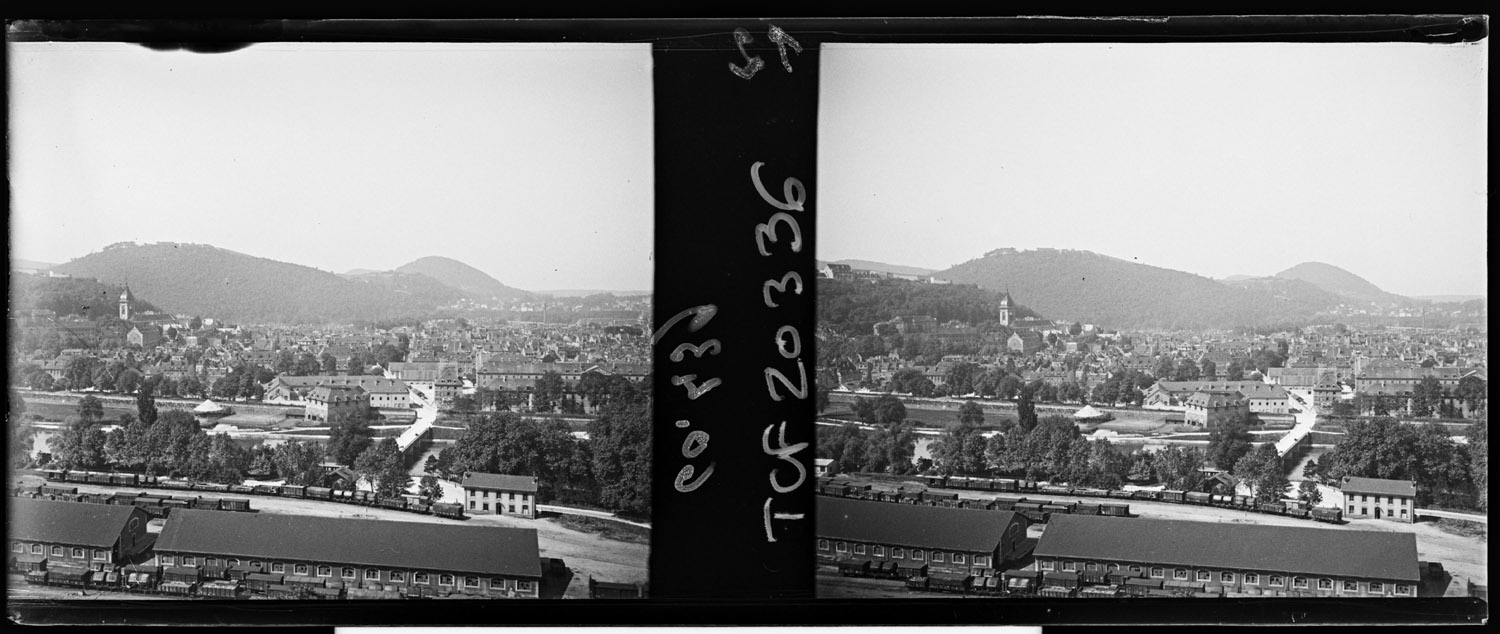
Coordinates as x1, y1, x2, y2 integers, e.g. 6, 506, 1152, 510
461, 472, 538, 493
154, 509, 541, 578
9, 498, 142, 548
816, 496, 1019, 553
1340, 477, 1417, 497
1034, 514, 1418, 582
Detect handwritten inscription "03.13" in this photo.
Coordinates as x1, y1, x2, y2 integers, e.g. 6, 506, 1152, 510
653, 304, 721, 494
750, 160, 809, 543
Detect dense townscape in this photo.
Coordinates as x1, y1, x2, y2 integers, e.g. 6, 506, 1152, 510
9, 264, 652, 600
813, 260, 1487, 600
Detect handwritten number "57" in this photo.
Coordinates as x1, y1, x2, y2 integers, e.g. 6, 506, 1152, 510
729, 26, 802, 81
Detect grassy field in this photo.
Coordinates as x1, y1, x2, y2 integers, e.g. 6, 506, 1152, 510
551, 514, 651, 545
1434, 518, 1487, 541
20, 399, 138, 423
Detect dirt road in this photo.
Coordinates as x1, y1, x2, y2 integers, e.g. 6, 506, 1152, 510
20, 477, 647, 599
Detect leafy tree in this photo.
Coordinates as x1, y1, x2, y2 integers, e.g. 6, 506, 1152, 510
328, 416, 375, 466
1199, 358, 1217, 380
1153, 356, 1176, 379
9, 389, 34, 471
932, 417, 987, 476
996, 374, 1024, 400
136, 381, 160, 426
64, 356, 98, 391
863, 421, 917, 475
1224, 359, 1246, 381
53, 417, 108, 470
272, 440, 327, 486
533, 370, 567, 413
1016, 387, 1038, 433
1298, 479, 1323, 506
1207, 413, 1253, 472
958, 400, 985, 427
589, 399, 651, 515
873, 394, 907, 426
419, 473, 443, 504
321, 353, 339, 374
814, 385, 830, 414
1469, 420, 1487, 511
1152, 445, 1205, 490
294, 353, 321, 376
1173, 357, 1201, 382
1126, 453, 1155, 482
1455, 375, 1486, 414
26, 370, 54, 391
78, 395, 105, 423
851, 397, 877, 425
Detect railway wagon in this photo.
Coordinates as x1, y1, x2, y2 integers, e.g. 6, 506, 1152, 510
1042, 571, 1081, 591
1003, 569, 1038, 595
40, 485, 78, 497
86, 473, 112, 485
1013, 501, 1048, 523
1100, 502, 1130, 517
64, 471, 89, 484
1256, 502, 1285, 515
246, 572, 285, 593
1233, 495, 1252, 507
1160, 490, 1186, 503
1107, 490, 1134, 499
918, 475, 948, 488
160, 479, 195, 491
1310, 507, 1343, 524
42, 469, 67, 481
929, 572, 973, 594
1074, 503, 1102, 516
1285, 507, 1310, 519
161, 498, 193, 513
377, 497, 408, 511
994, 479, 1021, 493
200, 580, 242, 598
905, 576, 930, 591
222, 498, 253, 512
1041, 503, 1074, 518
192, 497, 221, 511
109, 473, 139, 486
838, 559, 871, 577
1211, 494, 1233, 507
431, 502, 465, 520
123, 564, 162, 592
281, 485, 307, 499
1186, 491, 1212, 505
228, 484, 255, 495
1039, 485, 1073, 496
252, 484, 280, 496
196, 483, 230, 494
305, 486, 334, 501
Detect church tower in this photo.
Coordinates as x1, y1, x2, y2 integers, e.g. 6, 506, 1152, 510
119, 286, 134, 321
997, 290, 1013, 327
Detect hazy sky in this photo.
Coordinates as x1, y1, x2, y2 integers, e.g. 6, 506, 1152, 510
819, 42, 1487, 297
10, 42, 654, 291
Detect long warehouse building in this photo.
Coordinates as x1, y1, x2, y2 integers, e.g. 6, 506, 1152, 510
1033, 514, 1420, 597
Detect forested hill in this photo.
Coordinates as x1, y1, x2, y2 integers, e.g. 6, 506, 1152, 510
10, 274, 161, 320
818, 278, 1041, 337
394, 256, 533, 302
934, 248, 1340, 329
49, 243, 466, 325
1275, 262, 1409, 305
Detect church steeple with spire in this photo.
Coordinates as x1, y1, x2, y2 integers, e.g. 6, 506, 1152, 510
119, 285, 134, 321
997, 289, 1013, 327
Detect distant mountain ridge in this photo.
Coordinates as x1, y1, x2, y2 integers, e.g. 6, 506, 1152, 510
932, 248, 1347, 329
823, 259, 939, 278
395, 256, 533, 302
48, 243, 475, 324
1274, 262, 1409, 305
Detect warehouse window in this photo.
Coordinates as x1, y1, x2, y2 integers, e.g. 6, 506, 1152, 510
183, 556, 195, 566
1221, 572, 1235, 584
11, 543, 22, 553
207, 558, 220, 566
465, 576, 479, 588
366, 569, 379, 580
294, 564, 309, 575
317, 565, 332, 577
835, 542, 847, 553
414, 573, 429, 584
491, 578, 507, 589
1369, 582, 1383, 593
1150, 567, 1163, 578
1129, 566, 1141, 574
1293, 577, 1308, 589
1244, 573, 1259, 585
517, 580, 534, 592
1107, 564, 1119, 572
854, 544, 866, 555
271, 563, 285, 573
1197, 571, 1211, 582
817, 540, 828, 551
1173, 569, 1188, 580
1269, 576, 1284, 587
974, 556, 989, 567
71, 548, 84, 558
892, 548, 904, 560
228, 559, 240, 566
932, 552, 944, 563
342, 567, 356, 579
912, 550, 925, 561
873, 546, 885, 557
1040, 561, 1054, 571
1062, 561, 1076, 571
954, 554, 965, 565
391, 571, 406, 582
1395, 584, 1410, 595
51, 546, 64, 557
1318, 578, 1333, 590
1084, 563, 1097, 571
1343, 580, 1357, 592
439, 574, 454, 586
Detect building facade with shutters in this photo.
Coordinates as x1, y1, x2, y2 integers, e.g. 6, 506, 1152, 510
1339, 477, 1417, 523
460, 472, 538, 519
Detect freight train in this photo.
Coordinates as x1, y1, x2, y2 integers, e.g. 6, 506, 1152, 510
18, 561, 411, 599
32, 469, 466, 521
818, 473, 1342, 525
